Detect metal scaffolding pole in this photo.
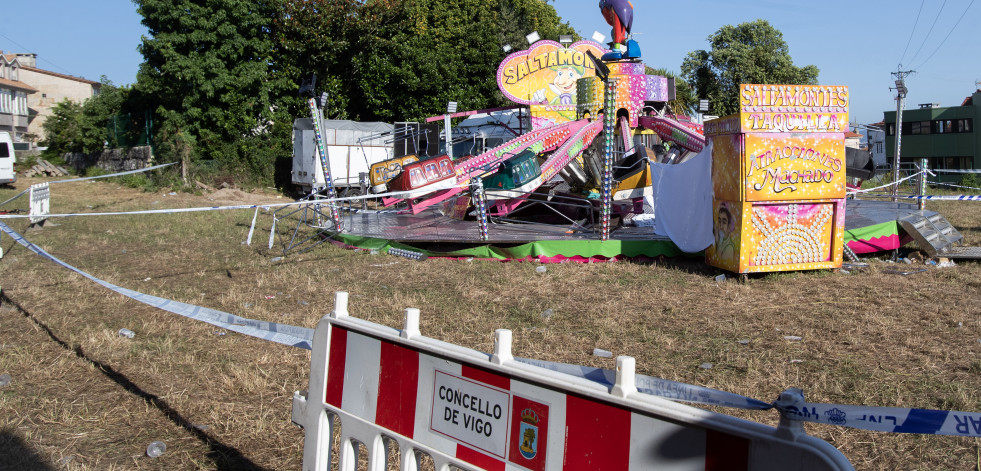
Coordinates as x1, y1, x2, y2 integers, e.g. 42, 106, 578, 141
891, 68, 913, 202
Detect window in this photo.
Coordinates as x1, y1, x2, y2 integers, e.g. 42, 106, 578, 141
911, 121, 930, 135
424, 163, 438, 180
408, 168, 425, 187
886, 123, 895, 136
959, 119, 972, 133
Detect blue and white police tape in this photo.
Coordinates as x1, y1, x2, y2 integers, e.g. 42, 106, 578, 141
0, 162, 178, 208
514, 357, 772, 410
515, 356, 981, 438
902, 194, 981, 201
0, 221, 315, 350
7, 219, 981, 439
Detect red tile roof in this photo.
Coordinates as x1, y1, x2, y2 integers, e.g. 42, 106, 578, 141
0, 77, 38, 93
21, 66, 101, 86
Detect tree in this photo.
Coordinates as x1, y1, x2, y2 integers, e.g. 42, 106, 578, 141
645, 66, 697, 116
80, 77, 131, 153
133, 0, 292, 175
273, 0, 576, 122
40, 100, 84, 156
680, 19, 819, 117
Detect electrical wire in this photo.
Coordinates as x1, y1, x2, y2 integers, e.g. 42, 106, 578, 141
0, 32, 76, 77
912, 0, 975, 69
898, 0, 926, 66
908, 0, 948, 65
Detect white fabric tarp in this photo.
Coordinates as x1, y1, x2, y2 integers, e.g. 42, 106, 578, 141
649, 142, 715, 253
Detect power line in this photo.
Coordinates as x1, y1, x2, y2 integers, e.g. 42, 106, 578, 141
912, 0, 975, 70
0, 32, 76, 76
908, 0, 947, 65
898, 0, 926, 66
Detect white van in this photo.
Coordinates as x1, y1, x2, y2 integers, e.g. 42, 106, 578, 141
0, 132, 15, 185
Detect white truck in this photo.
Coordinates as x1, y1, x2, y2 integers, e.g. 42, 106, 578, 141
0, 132, 16, 185
291, 118, 394, 195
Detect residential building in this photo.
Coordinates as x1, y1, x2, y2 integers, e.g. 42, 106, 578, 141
9, 52, 101, 147
0, 52, 38, 145
883, 89, 979, 178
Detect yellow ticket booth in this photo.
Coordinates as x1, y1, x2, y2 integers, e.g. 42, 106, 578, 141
705, 84, 849, 274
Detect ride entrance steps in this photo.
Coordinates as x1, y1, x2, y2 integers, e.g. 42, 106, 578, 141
898, 212, 981, 259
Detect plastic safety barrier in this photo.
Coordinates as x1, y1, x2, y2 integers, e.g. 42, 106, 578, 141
291, 292, 854, 471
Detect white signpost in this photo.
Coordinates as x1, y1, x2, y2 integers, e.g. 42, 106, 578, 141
292, 292, 854, 471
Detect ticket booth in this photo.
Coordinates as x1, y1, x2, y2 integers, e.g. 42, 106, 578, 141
705, 84, 849, 274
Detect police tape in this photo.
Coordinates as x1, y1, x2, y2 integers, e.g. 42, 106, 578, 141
0, 221, 315, 350
0, 163, 179, 208
0, 185, 464, 220
516, 357, 981, 438
6, 218, 981, 438
846, 170, 926, 195
514, 357, 772, 410
902, 194, 981, 201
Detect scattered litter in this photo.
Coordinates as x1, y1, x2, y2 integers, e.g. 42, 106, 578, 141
465, 257, 474, 262
699, 362, 713, 370
937, 259, 956, 268
842, 262, 869, 270
298, 301, 309, 306
213, 331, 226, 336
168, 192, 177, 196
369, 249, 379, 255
541, 308, 554, 320
143, 277, 151, 282
264, 295, 276, 300
882, 268, 928, 276
536, 266, 547, 274
243, 303, 253, 308
146, 441, 167, 458
192, 424, 211, 431
118, 328, 135, 339
714, 274, 726, 282
958, 322, 964, 329
902, 258, 912, 264
783, 335, 802, 341
0, 373, 11, 387
370, 262, 401, 267
790, 359, 804, 364
839, 269, 850, 275
737, 339, 750, 345
926, 259, 937, 266
592, 348, 613, 358
270, 256, 283, 262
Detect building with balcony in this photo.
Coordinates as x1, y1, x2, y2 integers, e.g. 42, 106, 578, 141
0, 52, 38, 145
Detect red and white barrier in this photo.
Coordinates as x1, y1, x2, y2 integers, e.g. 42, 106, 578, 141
292, 292, 853, 471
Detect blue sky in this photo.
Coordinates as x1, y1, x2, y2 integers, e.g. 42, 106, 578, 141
2, 0, 977, 125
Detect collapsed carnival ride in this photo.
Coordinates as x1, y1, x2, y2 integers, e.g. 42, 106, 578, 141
286, 1, 959, 272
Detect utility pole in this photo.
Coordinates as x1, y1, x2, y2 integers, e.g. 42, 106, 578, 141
890, 67, 913, 202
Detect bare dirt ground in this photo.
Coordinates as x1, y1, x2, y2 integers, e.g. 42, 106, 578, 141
1, 177, 980, 470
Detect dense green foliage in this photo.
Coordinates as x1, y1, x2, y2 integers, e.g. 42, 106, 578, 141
49, 2, 804, 188
273, 0, 576, 122
681, 19, 819, 117
132, 0, 294, 184
41, 77, 134, 156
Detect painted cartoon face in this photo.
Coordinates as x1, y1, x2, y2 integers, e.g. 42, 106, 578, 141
553, 67, 582, 94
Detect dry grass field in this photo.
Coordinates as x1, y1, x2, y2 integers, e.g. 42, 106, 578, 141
1, 176, 981, 470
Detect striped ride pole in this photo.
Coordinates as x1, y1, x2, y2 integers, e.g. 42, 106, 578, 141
601, 78, 618, 241
307, 97, 343, 231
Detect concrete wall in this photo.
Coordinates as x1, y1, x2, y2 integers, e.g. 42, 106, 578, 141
65, 146, 153, 173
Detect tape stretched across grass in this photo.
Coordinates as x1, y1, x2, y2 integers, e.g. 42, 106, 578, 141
0, 221, 314, 349
6, 221, 981, 439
